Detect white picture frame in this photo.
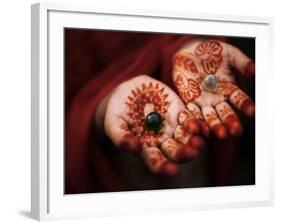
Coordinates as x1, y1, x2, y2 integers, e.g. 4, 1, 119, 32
31, 2, 274, 221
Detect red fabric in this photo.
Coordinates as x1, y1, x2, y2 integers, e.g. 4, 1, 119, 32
65, 30, 228, 193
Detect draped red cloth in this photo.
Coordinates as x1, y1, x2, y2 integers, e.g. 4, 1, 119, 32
65, 30, 232, 194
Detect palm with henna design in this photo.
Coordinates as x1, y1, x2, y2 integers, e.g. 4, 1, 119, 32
173, 39, 255, 139
103, 75, 205, 175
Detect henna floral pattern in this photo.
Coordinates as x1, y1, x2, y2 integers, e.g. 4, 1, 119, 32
178, 109, 193, 124
170, 39, 255, 139
195, 40, 223, 74
175, 73, 201, 104
217, 104, 232, 118
162, 138, 178, 156
119, 123, 129, 132
173, 41, 239, 106
173, 54, 199, 73
174, 126, 186, 143
188, 106, 203, 119
149, 150, 165, 167
216, 81, 238, 97
125, 82, 169, 146
205, 110, 218, 125
141, 132, 163, 147
231, 90, 249, 107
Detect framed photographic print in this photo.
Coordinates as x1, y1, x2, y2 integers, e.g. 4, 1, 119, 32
31, 2, 274, 221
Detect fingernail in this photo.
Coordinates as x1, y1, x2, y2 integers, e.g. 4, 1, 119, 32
119, 134, 142, 154
224, 115, 243, 137
212, 124, 228, 140
189, 135, 205, 150
199, 119, 210, 137
241, 99, 255, 118
244, 60, 255, 79
184, 118, 200, 134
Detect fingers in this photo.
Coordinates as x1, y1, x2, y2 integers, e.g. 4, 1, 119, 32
215, 102, 242, 136
244, 60, 255, 79
174, 125, 190, 144
229, 89, 255, 118
119, 133, 142, 154
174, 126, 205, 150
227, 44, 255, 79
141, 124, 205, 175
178, 109, 200, 134
161, 134, 204, 162
202, 106, 228, 140
104, 114, 142, 154
187, 103, 210, 137
141, 146, 179, 175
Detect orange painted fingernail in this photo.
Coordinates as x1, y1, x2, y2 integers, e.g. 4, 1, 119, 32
184, 118, 200, 134
188, 135, 205, 150
224, 115, 243, 137
199, 119, 210, 137
212, 124, 228, 140
241, 99, 255, 118
244, 60, 255, 79
181, 145, 200, 161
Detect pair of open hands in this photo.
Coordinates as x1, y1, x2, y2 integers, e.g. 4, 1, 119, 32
103, 39, 255, 175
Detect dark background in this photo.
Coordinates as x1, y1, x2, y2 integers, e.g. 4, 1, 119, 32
225, 36, 255, 186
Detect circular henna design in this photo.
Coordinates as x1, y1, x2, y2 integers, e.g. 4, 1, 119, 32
195, 40, 223, 74
125, 82, 169, 147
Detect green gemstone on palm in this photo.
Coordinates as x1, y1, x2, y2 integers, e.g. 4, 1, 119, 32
145, 112, 163, 133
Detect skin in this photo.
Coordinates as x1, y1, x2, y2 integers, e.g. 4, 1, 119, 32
173, 39, 255, 139
100, 75, 205, 175
96, 39, 254, 176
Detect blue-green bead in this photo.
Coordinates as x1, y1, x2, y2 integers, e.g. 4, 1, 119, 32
145, 112, 163, 132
